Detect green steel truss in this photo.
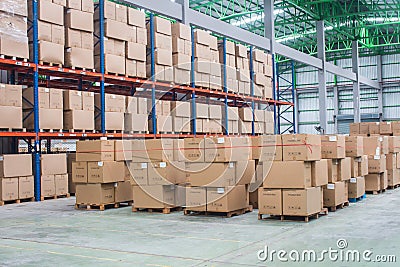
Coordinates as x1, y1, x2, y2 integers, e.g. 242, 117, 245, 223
189, 0, 400, 61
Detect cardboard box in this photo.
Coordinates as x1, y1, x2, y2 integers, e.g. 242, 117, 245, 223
124, 113, 148, 132
358, 155, 369, 176
369, 122, 380, 135
349, 123, 360, 135
350, 158, 360, 177
49, 89, 63, 109
0, 178, 18, 201
55, 174, 68, 195
76, 183, 115, 204
359, 122, 369, 135
76, 140, 114, 162
388, 136, 400, 153
338, 157, 351, 181
41, 174, 55, 197
95, 54, 125, 75
363, 136, 381, 155
72, 161, 87, 183
114, 140, 132, 161
0, 154, 32, 178
0, 106, 22, 129
41, 154, 67, 175
24, 108, 63, 130
151, 17, 171, 35
207, 185, 248, 212
63, 110, 94, 130
82, 91, 95, 111
36, 1, 64, 25
323, 181, 347, 207
263, 161, 312, 189
252, 135, 282, 161
380, 122, 392, 135
386, 153, 397, 170
172, 23, 191, 40
282, 187, 322, 216
258, 188, 282, 215
393, 122, 400, 135
35, 41, 64, 64
236, 160, 255, 186
186, 162, 236, 187
147, 161, 186, 185
184, 138, 205, 162
66, 9, 93, 32
327, 159, 339, 183
115, 3, 127, 23
128, 8, 145, 28
345, 136, 364, 157
387, 169, 400, 187
127, 162, 148, 186
115, 181, 132, 203
23, 87, 50, 109
0, 0, 27, 16
348, 177, 365, 199
132, 185, 176, 208
282, 134, 321, 161
365, 174, 380, 191
95, 111, 124, 131
144, 139, 174, 162
0, 84, 22, 107
381, 171, 388, 190
368, 155, 386, 173
311, 159, 329, 187
63, 90, 82, 110
65, 47, 94, 69
19, 176, 34, 199
87, 161, 125, 183
204, 137, 251, 162
185, 187, 206, 211
126, 42, 146, 61
94, 93, 125, 113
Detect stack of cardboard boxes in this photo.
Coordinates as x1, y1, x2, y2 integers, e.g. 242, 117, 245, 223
251, 49, 273, 99
147, 17, 173, 82
258, 134, 325, 218
238, 107, 273, 135
125, 96, 149, 133
23, 87, 64, 130
29, 0, 65, 65
171, 101, 191, 133
364, 136, 388, 193
192, 102, 209, 133
40, 154, 68, 199
320, 136, 351, 209
74, 140, 131, 206
63, 90, 95, 131
219, 40, 238, 93
0, 83, 23, 129
67, 153, 76, 195
129, 139, 185, 211
235, 44, 250, 95
172, 22, 191, 85
185, 137, 253, 214
94, 93, 125, 131
64, 0, 94, 69
148, 99, 173, 133
208, 104, 223, 134
345, 136, 367, 199
387, 137, 400, 187
0, 0, 29, 59
0, 154, 33, 203
350, 121, 400, 136
224, 107, 240, 134
125, 8, 147, 78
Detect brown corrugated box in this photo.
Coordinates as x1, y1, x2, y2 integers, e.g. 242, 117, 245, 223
63, 110, 94, 130
386, 153, 397, 170
321, 135, 346, 159
258, 188, 282, 215
67, 0, 81, 10
369, 122, 380, 134
358, 155, 369, 176
387, 169, 400, 187
388, 136, 400, 153
76, 140, 114, 162
34, 41, 64, 64
0, 0, 27, 17
363, 136, 381, 155
150, 17, 171, 35
172, 23, 191, 40
115, 3, 127, 23
350, 158, 359, 177
132, 185, 176, 208
348, 177, 365, 198
128, 162, 148, 186
365, 174, 380, 191
65, 47, 94, 69
0, 178, 18, 201
323, 181, 347, 207
87, 161, 125, 183
204, 137, 251, 162
55, 174, 68, 195
0, 35, 29, 60
147, 161, 186, 185
252, 135, 282, 161
95, 54, 125, 74
236, 160, 255, 186
126, 42, 146, 61
345, 136, 364, 157
33, 1, 64, 26
76, 183, 115, 204
282, 134, 321, 161
0, 106, 22, 129
207, 185, 248, 212
41, 174, 55, 197
114, 181, 132, 203
128, 8, 145, 28
338, 157, 351, 181
0, 84, 22, 107
186, 162, 235, 187
124, 113, 148, 132
368, 154, 386, 173
380, 122, 392, 135
19, 176, 34, 199
41, 154, 67, 175
95, 111, 124, 131
185, 187, 206, 211
381, 171, 388, 190
282, 187, 322, 216
184, 138, 205, 162
82, 91, 95, 111
63, 90, 82, 110
0, 154, 32, 178
263, 161, 312, 188
349, 123, 359, 135
311, 159, 328, 187
72, 161, 87, 183
327, 159, 339, 183
114, 140, 132, 161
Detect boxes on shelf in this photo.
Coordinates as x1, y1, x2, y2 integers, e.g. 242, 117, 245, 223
323, 181, 347, 207
40, 153, 68, 197
250, 49, 273, 99
94, 93, 125, 131
219, 40, 238, 93
0, 84, 23, 129
235, 44, 250, 95
63, 90, 94, 131
172, 22, 191, 85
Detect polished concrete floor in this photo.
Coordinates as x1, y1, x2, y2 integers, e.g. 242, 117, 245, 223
1, 189, 400, 267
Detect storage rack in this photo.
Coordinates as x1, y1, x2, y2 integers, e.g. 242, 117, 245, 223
0, 0, 297, 201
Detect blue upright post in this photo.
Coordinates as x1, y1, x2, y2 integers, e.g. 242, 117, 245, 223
275, 61, 281, 134
149, 13, 157, 135
291, 60, 296, 133
222, 38, 229, 135
99, 0, 106, 134
190, 27, 196, 136
32, 0, 41, 201
249, 46, 255, 136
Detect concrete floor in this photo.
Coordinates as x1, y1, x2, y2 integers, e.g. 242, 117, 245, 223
1, 190, 400, 267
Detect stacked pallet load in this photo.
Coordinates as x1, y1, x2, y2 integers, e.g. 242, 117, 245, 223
364, 136, 388, 194
0, 83, 23, 130
148, 100, 173, 134
236, 44, 250, 95
192, 102, 208, 134
129, 139, 185, 213
94, 93, 125, 132
0, 0, 29, 60
171, 101, 191, 134
219, 40, 238, 93
172, 22, 191, 85
387, 137, 400, 188
0, 154, 33, 205
208, 104, 223, 134
147, 17, 173, 82
251, 49, 273, 99
95, 1, 131, 75
125, 96, 149, 133
185, 137, 253, 217
74, 140, 131, 210
238, 107, 253, 134
350, 121, 400, 136
321, 135, 351, 211
63, 90, 95, 131
345, 136, 367, 202
29, 0, 64, 65
258, 134, 327, 222
40, 154, 69, 200
64, 0, 94, 70
125, 8, 147, 78
223, 107, 240, 134
238, 107, 272, 134
23, 87, 64, 131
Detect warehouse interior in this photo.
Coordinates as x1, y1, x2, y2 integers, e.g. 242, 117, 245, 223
0, 0, 400, 266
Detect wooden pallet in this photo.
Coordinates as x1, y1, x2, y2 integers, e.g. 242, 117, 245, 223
69, 66, 96, 72
0, 197, 35, 206
124, 130, 149, 134
132, 206, 182, 214
258, 208, 328, 222
75, 201, 133, 211
184, 205, 253, 218
39, 61, 62, 67
387, 184, 400, 190
0, 128, 26, 132
349, 193, 367, 203
326, 201, 350, 212
68, 129, 96, 133
158, 132, 174, 134
366, 189, 386, 195
105, 130, 123, 134
40, 193, 70, 201
105, 71, 127, 77
0, 54, 28, 62
39, 129, 63, 133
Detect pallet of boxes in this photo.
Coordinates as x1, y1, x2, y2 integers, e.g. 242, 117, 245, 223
0, 83, 24, 131
251, 49, 273, 99
63, 89, 95, 132
258, 134, 328, 222
345, 136, 367, 202
387, 136, 400, 189
74, 140, 132, 210
364, 135, 388, 194
172, 22, 191, 85
94, 93, 125, 132
128, 139, 186, 214
320, 135, 352, 212
40, 154, 69, 200
125, 96, 149, 134
0, 154, 34, 205
184, 137, 254, 217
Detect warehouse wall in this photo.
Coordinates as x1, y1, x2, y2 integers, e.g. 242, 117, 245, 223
279, 54, 400, 134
